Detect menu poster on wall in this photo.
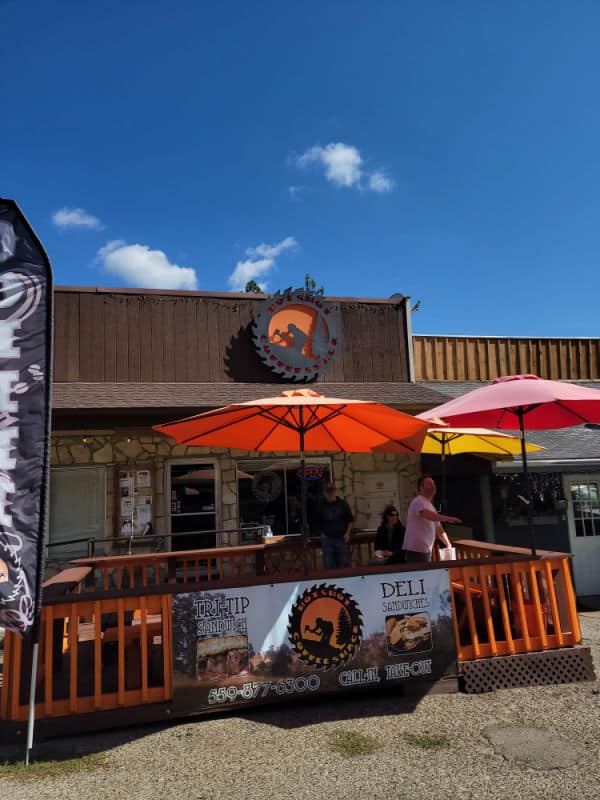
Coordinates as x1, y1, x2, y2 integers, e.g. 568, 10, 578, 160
119, 471, 134, 497
116, 466, 154, 537
120, 497, 134, 517
136, 470, 151, 489
136, 497, 152, 527
171, 569, 457, 714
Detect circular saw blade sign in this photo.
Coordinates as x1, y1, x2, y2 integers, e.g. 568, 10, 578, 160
252, 289, 341, 381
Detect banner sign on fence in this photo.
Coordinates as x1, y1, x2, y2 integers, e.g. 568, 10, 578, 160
0, 199, 53, 635
172, 569, 457, 711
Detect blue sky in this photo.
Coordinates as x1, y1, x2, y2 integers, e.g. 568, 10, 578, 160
2, 1, 600, 336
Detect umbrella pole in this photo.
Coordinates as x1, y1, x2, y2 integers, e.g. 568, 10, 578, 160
299, 427, 310, 576
518, 411, 536, 557
440, 437, 447, 514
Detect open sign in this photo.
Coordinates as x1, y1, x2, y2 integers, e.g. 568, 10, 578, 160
298, 466, 324, 480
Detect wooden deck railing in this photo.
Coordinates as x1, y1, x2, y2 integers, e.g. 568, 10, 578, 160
448, 552, 580, 661
64, 533, 379, 592
0, 537, 583, 723
1, 594, 172, 723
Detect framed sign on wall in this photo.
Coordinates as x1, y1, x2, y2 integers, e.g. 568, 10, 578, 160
115, 464, 155, 542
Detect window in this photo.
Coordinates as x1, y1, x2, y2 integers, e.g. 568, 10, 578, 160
236, 458, 332, 539
49, 466, 106, 557
491, 472, 566, 524
570, 482, 600, 537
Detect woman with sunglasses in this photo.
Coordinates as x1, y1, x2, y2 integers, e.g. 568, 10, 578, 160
373, 504, 406, 564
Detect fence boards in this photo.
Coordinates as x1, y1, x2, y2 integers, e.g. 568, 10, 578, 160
414, 335, 600, 381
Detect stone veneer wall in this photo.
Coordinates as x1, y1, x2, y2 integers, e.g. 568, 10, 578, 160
51, 429, 420, 550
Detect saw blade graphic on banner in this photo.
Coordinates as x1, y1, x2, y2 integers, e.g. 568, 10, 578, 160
0, 199, 53, 635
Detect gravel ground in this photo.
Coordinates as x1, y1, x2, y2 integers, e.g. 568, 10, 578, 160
1, 613, 599, 800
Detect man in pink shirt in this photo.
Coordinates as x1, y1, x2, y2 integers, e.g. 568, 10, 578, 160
403, 475, 461, 563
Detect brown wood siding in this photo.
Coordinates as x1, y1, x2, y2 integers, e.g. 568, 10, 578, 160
53, 292, 68, 382
414, 335, 600, 381
53, 289, 411, 384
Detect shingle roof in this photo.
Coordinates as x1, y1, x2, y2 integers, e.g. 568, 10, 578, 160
496, 426, 600, 465
52, 381, 450, 410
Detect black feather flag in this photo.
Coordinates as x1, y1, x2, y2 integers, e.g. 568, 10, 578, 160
0, 199, 53, 635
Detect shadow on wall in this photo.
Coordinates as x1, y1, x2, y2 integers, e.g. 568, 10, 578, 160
225, 324, 317, 384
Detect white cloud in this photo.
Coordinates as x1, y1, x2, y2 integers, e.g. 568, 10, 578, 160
228, 258, 273, 292
97, 240, 198, 290
52, 207, 104, 230
245, 236, 297, 260
296, 142, 393, 193
228, 236, 297, 292
298, 143, 362, 188
368, 170, 394, 193
288, 185, 303, 199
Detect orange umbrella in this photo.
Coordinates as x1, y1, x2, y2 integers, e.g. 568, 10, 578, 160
154, 388, 428, 453
154, 388, 429, 567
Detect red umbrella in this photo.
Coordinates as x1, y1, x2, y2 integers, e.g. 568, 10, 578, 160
418, 374, 600, 554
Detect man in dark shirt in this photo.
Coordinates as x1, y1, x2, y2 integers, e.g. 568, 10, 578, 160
313, 482, 354, 569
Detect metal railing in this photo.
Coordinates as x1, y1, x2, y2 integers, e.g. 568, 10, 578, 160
45, 526, 295, 559
45, 527, 378, 560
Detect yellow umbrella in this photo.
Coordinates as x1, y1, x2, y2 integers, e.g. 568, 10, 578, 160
422, 427, 544, 457
422, 427, 544, 512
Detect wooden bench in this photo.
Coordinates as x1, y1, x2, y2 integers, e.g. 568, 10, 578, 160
102, 621, 163, 644
451, 579, 500, 639
43, 566, 93, 598
102, 621, 164, 689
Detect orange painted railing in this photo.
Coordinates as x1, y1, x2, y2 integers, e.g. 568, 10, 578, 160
448, 553, 581, 660
0, 538, 583, 723
1, 595, 172, 723
69, 545, 264, 592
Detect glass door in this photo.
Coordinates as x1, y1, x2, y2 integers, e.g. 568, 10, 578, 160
168, 461, 218, 550
565, 475, 600, 595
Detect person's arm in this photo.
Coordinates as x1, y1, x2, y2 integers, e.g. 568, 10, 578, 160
344, 520, 353, 542
419, 508, 461, 525
416, 500, 457, 549
435, 524, 451, 549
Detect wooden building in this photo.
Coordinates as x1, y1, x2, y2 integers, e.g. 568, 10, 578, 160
48, 287, 446, 562
48, 290, 600, 596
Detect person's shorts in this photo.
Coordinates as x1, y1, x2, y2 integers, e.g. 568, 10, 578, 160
403, 549, 432, 563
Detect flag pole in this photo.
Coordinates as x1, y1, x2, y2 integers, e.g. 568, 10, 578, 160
25, 635, 41, 764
